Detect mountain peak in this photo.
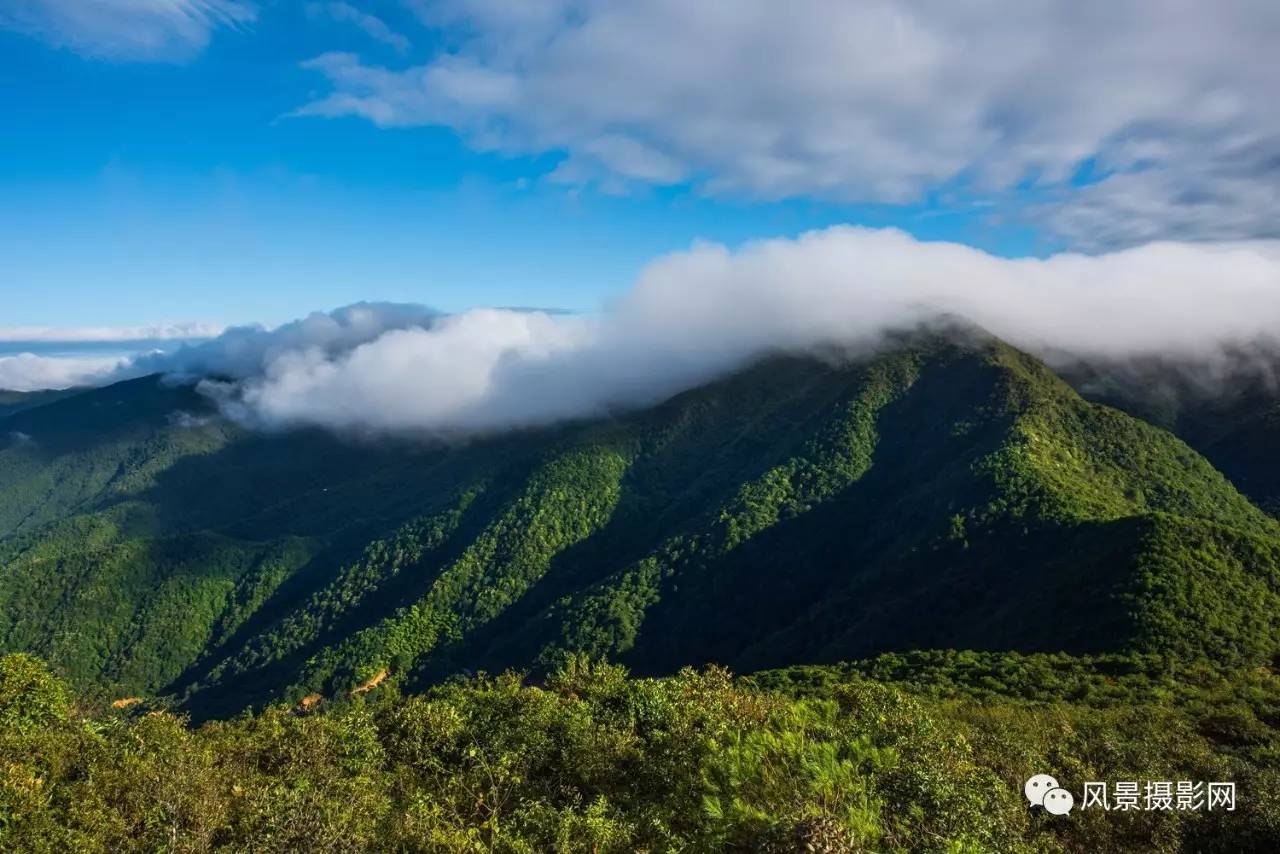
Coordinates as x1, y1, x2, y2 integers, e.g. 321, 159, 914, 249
2, 336, 1276, 717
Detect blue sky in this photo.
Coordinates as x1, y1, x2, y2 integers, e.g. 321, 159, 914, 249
2, 0, 1276, 336
0, 1, 1059, 330
1, 2, 1277, 402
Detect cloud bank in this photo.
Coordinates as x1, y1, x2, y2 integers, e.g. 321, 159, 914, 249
0, 322, 224, 343
108, 228, 1280, 436
132, 303, 442, 382
297, 0, 1280, 247
0, 353, 129, 393
0, 0, 254, 61
0, 323, 222, 392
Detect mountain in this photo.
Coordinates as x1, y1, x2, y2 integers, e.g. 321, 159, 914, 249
1, 334, 1278, 720
0, 388, 81, 419
1062, 354, 1280, 516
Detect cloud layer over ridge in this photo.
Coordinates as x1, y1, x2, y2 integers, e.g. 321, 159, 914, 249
113, 228, 1280, 436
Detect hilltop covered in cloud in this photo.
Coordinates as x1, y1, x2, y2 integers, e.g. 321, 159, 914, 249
80, 227, 1278, 436
9, 228, 1279, 429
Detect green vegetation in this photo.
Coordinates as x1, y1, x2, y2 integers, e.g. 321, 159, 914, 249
1, 651, 1276, 852
0, 389, 81, 420
3, 334, 1280, 850
2, 338, 1279, 719
1063, 356, 1280, 517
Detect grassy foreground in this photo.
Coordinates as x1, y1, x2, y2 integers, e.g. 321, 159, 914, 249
0, 651, 1276, 852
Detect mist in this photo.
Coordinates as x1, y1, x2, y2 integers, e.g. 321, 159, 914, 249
97, 227, 1280, 435
0, 352, 129, 393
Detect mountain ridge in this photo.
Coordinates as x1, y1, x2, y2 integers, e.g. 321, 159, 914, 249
1, 334, 1278, 719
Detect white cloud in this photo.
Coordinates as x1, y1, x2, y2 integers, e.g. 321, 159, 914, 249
296, 0, 1280, 245
0, 353, 129, 392
0, 322, 224, 343
0, 0, 254, 61
308, 2, 409, 54
1036, 135, 1280, 249
130, 228, 1280, 436
134, 302, 441, 380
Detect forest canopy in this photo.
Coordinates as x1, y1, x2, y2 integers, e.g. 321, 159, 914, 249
1, 651, 1277, 852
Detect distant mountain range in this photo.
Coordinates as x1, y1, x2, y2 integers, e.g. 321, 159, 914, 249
1, 332, 1277, 720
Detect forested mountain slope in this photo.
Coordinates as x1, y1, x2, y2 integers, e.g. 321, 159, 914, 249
1063, 354, 1280, 516
1, 335, 1277, 719
0, 388, 81, 420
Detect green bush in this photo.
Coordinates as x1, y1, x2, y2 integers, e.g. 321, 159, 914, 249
0, 652, 1276, 852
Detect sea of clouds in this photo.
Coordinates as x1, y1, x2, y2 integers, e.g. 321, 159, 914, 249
7, 227, 1280, 434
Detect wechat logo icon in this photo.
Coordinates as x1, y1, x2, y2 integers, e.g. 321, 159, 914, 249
1025, 773, 1074, 815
